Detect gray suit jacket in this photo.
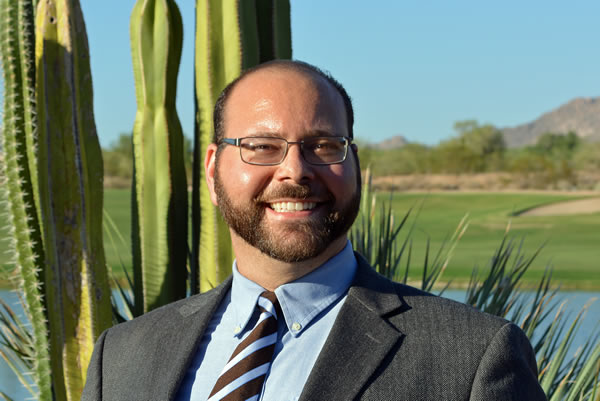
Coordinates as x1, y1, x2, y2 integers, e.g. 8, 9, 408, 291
82, 254, 546, 400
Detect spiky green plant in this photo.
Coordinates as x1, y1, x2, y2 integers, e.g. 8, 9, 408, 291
350, 168, 467, 292
35, 0, 112, 398
192, 0, 292, 293
0, 0, 52, 399
129, 0, 188, 315
464, 240, 600, 400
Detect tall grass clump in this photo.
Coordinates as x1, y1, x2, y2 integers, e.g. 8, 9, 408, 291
351, 168, 468, 293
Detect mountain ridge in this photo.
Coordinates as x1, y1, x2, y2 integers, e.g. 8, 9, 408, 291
500, 97, 600, 147
366, 96, 600, 149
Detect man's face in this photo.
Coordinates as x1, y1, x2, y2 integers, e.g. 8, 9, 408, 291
207, 68, 360, 263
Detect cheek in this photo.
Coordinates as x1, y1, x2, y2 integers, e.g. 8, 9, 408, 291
239, 171, 252, 185
218, 151, 263, 187
326, 164, 358, 194
229, 166, 273, 197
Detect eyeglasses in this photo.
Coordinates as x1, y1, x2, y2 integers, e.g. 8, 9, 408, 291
219, 136, 352, 166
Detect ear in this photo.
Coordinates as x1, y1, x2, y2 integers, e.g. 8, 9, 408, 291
351, 143, 358, 153
204, 143, 219, 206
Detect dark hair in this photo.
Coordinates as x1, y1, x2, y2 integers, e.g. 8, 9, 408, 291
212, 60, 354, 144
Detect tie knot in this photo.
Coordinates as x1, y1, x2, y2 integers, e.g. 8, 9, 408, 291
258, 291, 281, 321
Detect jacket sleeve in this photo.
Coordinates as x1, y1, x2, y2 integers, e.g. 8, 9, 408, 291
81, 329, 108, 401
470, 322, 547, 400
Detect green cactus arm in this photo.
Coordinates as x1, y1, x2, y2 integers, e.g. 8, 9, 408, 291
192, 0, 211, 294
254, 0, 292, 62
35, 0, 112, 399
272, 0, 292, 59
16, 0, 42, 227
254, 0, 275, 62
194, 0, 248, 293
130, 0, 188, 314
0, 0, 52, 399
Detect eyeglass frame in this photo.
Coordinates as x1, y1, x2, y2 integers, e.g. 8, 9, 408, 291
218, 136, 353, 166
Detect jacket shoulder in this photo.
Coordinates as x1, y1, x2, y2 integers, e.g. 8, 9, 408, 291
83, 279, 233, 400
394, 280, 508, 329
353, 253, 508, 332
104, 278, 231, 349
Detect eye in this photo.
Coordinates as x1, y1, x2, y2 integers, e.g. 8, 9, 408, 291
255, 144, 276, 151
315, 142, 333, 149
241, 139, 281, 154
308, 138, 343, 154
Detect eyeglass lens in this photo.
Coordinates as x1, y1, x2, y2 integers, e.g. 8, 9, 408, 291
239, 137, 347, 165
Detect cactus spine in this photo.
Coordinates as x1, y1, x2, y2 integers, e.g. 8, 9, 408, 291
192, 0, 292, 293
35, 0, 112, 399
0, 0, 52, 399
130, 0, 188, 314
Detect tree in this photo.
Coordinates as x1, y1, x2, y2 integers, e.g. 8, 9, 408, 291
103, 133, 134, 179
431, 120, 506, 173
534, 131, 580, 158
573, 141, 600, 170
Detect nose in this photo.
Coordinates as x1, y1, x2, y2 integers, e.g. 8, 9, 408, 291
273, 143, 315, 183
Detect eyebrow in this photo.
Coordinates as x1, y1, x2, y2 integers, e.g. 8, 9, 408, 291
245, 130, 338, 138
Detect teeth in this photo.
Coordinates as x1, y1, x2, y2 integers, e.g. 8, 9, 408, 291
270, 201, 317, 213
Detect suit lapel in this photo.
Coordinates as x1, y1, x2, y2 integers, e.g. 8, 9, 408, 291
148, 277, 232, 400
299, 256, 409, 401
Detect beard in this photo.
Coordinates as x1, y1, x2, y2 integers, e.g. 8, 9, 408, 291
213, 167, 361, 263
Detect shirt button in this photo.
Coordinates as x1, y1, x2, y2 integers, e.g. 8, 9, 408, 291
233, 325, 242, 334
291, 322, 302, 331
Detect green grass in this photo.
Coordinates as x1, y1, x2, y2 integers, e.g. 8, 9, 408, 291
1, 189, 598, 289
379, 192, 600, 289
102, 188, 133, 276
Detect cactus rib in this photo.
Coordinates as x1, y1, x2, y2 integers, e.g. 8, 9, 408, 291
35, 0, 112, 398
0, 0, 52, 399
130, 0, 188, 314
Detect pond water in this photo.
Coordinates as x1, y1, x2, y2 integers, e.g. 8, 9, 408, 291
0, 289, 598, 399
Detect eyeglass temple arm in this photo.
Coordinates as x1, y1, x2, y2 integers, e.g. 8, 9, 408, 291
220, 138, 240, 146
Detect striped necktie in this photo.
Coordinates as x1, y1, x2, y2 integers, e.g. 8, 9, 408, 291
207, 291, 281, 401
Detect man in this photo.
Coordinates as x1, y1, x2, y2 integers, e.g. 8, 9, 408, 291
83, 60, 546, 400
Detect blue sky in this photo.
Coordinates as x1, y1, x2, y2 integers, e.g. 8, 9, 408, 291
15, 1, 600, 147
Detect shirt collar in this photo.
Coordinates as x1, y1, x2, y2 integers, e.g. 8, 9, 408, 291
230, 240, 357, 338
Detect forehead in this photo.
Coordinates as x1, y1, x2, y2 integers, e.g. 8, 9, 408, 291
223, 67, 348, 136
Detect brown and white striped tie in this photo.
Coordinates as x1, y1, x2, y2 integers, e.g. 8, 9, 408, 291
207, 291, 281, 401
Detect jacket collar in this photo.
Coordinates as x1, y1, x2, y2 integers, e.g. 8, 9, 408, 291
159, 277, 233, 400
298, 253, 409, 401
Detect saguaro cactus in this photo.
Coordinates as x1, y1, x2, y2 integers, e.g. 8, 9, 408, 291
130, 0, 188, 314
0, 0, 52, 399
35, 0, 112, 399
192, 0, 292, 293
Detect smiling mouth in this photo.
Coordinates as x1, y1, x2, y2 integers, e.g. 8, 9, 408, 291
269, 201, 317, 213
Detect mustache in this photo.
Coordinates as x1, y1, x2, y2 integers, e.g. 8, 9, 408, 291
255, 184, 330, 203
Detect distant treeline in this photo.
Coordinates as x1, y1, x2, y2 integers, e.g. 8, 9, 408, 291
358, 120, 600, 188
102, 121, 600, 189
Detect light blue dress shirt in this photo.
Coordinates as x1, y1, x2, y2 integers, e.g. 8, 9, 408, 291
175, 241, 357, 401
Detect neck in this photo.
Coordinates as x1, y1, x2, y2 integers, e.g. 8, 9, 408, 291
231, 233, 348, 291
